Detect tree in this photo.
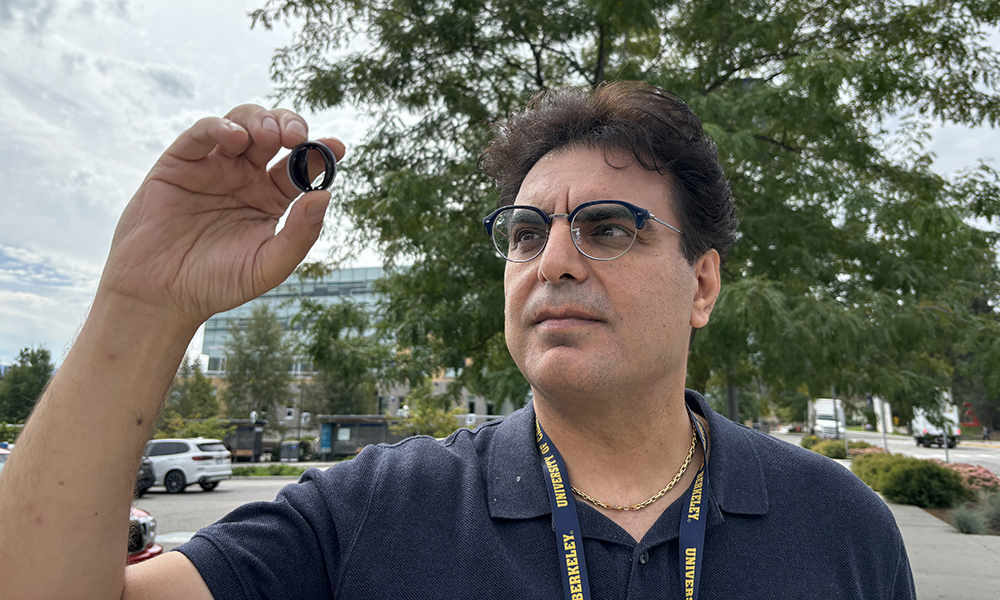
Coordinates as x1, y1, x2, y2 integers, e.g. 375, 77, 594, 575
155, 356, 223, 437
220, 304, 296, 431
389, 379, 469, 439
253, 0, 1000, 414
170, 357, 219, 419
294, 296, 391, 415
950, 297, 1000, 433
0, 347, 54, 423
153, 415, 235, 441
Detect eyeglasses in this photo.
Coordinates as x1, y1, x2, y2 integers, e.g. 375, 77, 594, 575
483, 200, 684, 263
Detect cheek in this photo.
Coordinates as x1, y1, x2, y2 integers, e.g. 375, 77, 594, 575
502, 270, 525, 337
634, 265, 695, 321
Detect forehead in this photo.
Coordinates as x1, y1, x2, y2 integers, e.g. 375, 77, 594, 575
514, 147, 675, 214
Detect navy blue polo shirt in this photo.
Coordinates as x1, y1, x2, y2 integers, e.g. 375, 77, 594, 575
177, 391, 915, 599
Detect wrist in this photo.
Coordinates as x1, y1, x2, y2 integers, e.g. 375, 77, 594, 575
89, 286, 203, 347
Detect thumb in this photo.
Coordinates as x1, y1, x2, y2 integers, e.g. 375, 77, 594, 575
257, 191, 330, 289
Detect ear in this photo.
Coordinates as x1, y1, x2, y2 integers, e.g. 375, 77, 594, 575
691, 249, 721, 329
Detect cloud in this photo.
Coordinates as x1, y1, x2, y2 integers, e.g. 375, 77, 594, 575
141, 64, 196, 99
0, 0, 57, 33
0, 246, 77, 289
0, 245, 96, 364
71, 0, 130, 20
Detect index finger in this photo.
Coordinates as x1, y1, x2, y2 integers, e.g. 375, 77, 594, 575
164, 117, 250, 162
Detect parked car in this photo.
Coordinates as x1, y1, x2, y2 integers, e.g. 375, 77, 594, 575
128, 507, 162, 564
0, 447, 10, 476
143, 438, 232, 493
135, 457, 154, 497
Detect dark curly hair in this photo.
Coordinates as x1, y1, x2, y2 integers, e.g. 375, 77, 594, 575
480, 81, 736, 264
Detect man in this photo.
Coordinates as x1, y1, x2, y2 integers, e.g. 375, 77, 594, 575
0, 83, 914, 599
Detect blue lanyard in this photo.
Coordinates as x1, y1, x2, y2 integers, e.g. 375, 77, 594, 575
536, 407, 709, 600
535, 418, 592, 600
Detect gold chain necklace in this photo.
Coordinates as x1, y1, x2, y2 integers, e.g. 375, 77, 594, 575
571, 417, 699, 512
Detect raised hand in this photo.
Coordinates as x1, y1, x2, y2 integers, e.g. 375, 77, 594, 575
99, 104, 345, 330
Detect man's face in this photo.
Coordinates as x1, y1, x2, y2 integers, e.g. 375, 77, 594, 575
503, 147, 720, 401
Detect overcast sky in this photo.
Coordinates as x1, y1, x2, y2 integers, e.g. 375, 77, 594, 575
1, 1, 998, 369
0, 0, 371, 367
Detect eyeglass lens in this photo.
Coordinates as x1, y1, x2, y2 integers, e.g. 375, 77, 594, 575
491, 202, 639, 262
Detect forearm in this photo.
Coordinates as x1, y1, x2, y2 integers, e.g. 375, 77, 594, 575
0, 292, 198, 600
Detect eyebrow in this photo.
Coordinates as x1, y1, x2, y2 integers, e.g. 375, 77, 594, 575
573, 204, 631, 223
506, 210, 547, 226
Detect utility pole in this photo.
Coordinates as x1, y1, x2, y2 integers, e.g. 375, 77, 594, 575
297, 376, 305, 441
833, 387, 849, 457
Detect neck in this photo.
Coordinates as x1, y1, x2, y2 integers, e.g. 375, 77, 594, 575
533, 388, 708, 542
533, 388, 696, 505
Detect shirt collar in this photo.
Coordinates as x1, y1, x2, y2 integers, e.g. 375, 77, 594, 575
486, 401, 551, 519
486, 390, 769, 520
687, 389, 770, 516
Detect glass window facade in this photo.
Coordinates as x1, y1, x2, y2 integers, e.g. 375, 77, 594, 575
202, 267, 383, 375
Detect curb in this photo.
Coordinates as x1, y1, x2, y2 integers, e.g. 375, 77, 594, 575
960, 442, 1000, 449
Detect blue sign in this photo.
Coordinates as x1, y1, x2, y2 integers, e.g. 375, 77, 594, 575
320, 423, 333, 454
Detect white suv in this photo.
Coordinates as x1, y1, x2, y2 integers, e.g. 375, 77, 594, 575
143, 438, 232, 493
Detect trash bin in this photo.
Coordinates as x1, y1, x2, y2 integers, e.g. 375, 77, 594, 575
280, 441, 300, 462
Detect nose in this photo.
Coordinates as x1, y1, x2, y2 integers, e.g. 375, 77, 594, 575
536, 217, 589, 284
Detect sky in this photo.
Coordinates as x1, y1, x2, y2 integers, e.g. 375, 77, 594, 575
0, 0, 372, 367
1, 1, 999, 368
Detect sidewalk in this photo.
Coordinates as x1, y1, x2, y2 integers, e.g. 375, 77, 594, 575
830, 459, 1000, 598
885, 500, 1000, 599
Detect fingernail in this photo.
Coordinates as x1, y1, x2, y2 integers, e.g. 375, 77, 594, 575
262, 116, 280, 134
305, 194, 330, 224
286, 120, 308, 141
226, 120, 247, 133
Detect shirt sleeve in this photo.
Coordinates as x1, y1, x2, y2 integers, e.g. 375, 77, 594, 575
174, 451, 382, 600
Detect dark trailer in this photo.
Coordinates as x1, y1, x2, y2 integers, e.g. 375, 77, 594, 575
317, 415, 409, 459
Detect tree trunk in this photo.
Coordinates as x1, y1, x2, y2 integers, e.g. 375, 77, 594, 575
727, 381, 740, 423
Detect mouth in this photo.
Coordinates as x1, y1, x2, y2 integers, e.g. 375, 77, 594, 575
532, 308, 604, 327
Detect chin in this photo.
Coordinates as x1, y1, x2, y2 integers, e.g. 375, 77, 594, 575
523, 353, 619, 400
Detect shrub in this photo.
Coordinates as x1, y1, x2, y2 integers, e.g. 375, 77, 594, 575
851, 453, 901, 491
951, 504, 987, 534
849, 446, 887, 458
982, 492, 1000, 534
847, 441, 872, 450
232, 465, 309, 477
880, 458, 972, 509
800, 435, 822, 449
928, 460, 1000, 495
811, 440, 847, 459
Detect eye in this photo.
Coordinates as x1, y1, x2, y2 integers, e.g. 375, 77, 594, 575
592, 223, 633, 238
512, 225, 546, 245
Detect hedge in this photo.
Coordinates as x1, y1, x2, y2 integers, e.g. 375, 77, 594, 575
800, 435, 822, 449
232, 465, 309, 477
811, 440, 847, 459
852, 454, 972, 508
